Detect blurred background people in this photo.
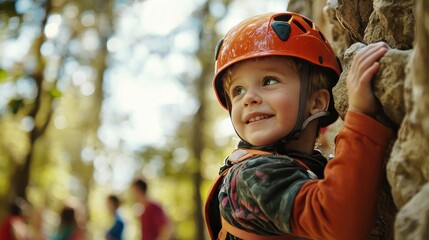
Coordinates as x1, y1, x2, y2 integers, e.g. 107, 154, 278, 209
105, 194, 124, 240
131, 178, 174, 240
0, 200, 30, 240
51, 206, 85, 240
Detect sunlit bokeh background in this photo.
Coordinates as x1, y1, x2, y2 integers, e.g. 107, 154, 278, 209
0, 0, 292, 239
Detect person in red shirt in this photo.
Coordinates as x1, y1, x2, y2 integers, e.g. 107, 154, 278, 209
0, 201, 30, 240
131, 179, 174, 240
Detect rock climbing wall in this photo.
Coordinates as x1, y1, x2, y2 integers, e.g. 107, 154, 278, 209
288, 0, 426, 238
387, 0, 429, 239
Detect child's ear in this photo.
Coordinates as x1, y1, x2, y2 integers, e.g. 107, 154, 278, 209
309, 89, 330, 115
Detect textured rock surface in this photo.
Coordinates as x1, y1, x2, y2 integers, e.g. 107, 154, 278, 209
394, 183, 429, 240
387, 0, 429, 209
324, 0, 353, 56
387, 0, 429, 238
336, 0, 373, 42
364, 0, 415, 50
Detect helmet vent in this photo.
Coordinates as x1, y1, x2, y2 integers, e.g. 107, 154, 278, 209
303, 17, 314, 29
292, 20, 307, 33
273, 14, 292, 22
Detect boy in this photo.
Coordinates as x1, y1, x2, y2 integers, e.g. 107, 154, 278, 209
204, 12, 394, 239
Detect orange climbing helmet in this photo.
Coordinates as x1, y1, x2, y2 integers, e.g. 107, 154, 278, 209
213, 11, 341, 129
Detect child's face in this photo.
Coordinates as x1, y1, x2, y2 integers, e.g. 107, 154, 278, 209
228, 57, 301, 146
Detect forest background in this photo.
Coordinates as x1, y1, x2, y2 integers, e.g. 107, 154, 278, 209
0, 0, 289, 239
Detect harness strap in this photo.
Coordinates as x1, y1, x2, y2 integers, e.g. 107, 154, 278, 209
221, 217, 296, 240
294, 158, 318, 180
205, 170, 230, 239
292, 159, 309, 170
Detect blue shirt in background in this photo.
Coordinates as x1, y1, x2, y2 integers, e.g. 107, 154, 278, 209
106, 211, 124, 240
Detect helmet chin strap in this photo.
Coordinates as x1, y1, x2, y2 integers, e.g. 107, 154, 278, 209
283, 62, 310, 141
302, 111, 330, 129
233, 62, 330, 152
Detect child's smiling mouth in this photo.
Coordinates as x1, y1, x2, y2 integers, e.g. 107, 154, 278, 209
245, 114, 274, 124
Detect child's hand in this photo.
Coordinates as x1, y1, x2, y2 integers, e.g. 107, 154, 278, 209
347, 42, 389, 117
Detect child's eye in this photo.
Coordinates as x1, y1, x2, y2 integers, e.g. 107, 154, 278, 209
232, 86, 245, 97
263, 77, 279, 86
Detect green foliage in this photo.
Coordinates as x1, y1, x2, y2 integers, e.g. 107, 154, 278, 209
0, 68, 7, 82
49, 87, 62, 99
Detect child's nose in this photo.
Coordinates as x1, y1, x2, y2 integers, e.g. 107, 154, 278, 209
243, 89, 262, 107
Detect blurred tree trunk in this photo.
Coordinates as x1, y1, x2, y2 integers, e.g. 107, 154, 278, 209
8, 0, 53, 201
191, 1, 231, 238
191, 3, 211, 238
191, 106, 205, 240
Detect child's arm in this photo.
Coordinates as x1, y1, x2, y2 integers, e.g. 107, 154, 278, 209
290, 42, 394, 239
